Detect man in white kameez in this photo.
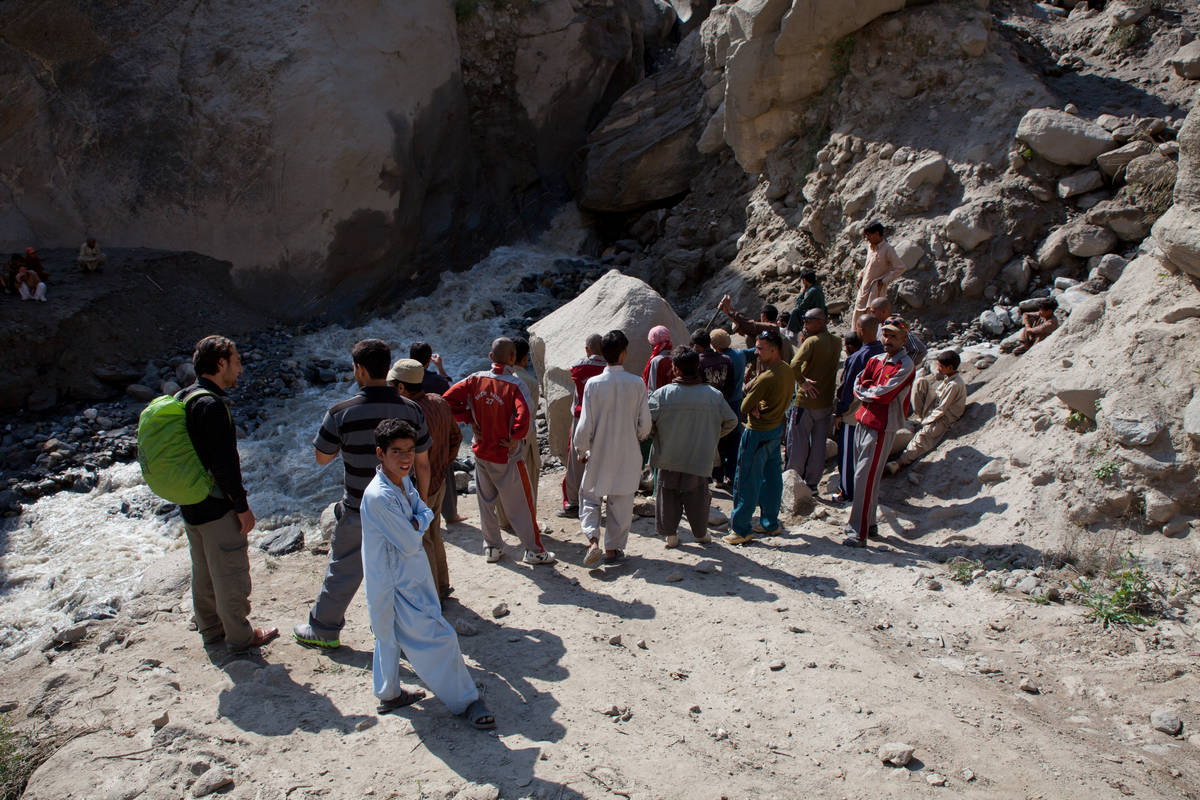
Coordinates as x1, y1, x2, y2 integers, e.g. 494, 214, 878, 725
854, 222, 907, 315
573, 330, 652, 566
360, 418, 495, 729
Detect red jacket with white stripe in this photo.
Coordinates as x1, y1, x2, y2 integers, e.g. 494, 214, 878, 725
853, 351, 915, 432
570, 355, 607, 417
444, 365, 531, 464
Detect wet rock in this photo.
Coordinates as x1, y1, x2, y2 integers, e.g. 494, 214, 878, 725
1150, 709, 1183, 736
878, 742, 914, 766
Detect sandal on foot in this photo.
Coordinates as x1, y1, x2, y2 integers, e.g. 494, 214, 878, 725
232, 627, 279, 652
461, 698, 495, 730
603, 550, 627, 564
377, 688, 427, 714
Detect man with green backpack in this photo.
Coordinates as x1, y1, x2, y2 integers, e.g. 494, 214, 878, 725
138, 334, 278, 652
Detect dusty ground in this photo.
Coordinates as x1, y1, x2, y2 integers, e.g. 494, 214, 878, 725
7, 431, 1200, 800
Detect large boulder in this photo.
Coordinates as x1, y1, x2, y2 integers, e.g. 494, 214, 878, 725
1167, 40, 1200, 80
1153, 104, 1200, 278
1015, 108, 1116, 166
575, 56, 706, 213
529, 270, 689, 461
706, 0, 907, 172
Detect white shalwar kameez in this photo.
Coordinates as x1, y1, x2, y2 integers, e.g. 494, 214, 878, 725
360, 466, 478, 714
572, 365, 652, 551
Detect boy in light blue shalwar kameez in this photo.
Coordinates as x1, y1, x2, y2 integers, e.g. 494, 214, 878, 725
360, 419, 494, 728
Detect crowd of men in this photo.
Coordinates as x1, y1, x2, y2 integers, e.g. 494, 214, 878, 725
167, 224, 1061, 730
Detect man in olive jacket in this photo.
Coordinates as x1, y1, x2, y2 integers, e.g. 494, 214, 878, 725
649, 347, 738, 548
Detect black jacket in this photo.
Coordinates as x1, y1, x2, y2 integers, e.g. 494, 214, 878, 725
179, 378, 249, 525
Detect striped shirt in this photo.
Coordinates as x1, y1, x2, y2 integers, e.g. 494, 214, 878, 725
313, 386, 431, 510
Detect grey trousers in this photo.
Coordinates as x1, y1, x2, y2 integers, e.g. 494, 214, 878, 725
785, 406, 833, 489
307, 502, 363, 638
476, 453, 544, 553
580, 492, 633, 552
849, 425, 896, 540
655, 469, 710, 540
562, 417, 585, 509
185, 511, 253, 648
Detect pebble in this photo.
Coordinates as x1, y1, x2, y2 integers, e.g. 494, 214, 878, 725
961, 768, 976, 782
878, 742, 914, 766
925, 772, 946, 786
714, 727, 729, 741
191, 767, 233, 798
665, 572, 684, 583
926, 579, 943, 591
769, 661, 786, 671
636, 639, 648, 649
151, 711, 170, 730
608, 634, 623, 647
452, 618, 479, 636
689, 705, 701, 714
693, 560, 718, 574
491, 603, 509, 619
1150, 709, 1183, 736
788, 625, 805, 633
355, 717, 377, 732
1019, 677, 1040, 694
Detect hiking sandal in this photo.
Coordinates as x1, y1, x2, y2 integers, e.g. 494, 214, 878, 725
461, 698, 495, 730
377, 688, 427, 714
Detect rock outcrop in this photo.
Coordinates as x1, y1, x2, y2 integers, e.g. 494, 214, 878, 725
529, 270, 688, 462
1153, 104, 1200, 278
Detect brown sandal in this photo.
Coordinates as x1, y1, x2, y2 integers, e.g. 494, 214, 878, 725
233, 627, 279, 652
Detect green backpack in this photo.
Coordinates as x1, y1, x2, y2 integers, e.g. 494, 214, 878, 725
137, 389, 223, 505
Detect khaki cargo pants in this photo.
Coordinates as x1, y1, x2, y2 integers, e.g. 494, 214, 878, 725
184, 511, 253, 648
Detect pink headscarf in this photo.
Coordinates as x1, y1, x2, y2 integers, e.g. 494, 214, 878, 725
647, 325, 672, 347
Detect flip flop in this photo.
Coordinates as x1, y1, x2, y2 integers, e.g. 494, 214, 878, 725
377, 688, 427, 714
461, 698, 495, 730
603, 550, 627, 564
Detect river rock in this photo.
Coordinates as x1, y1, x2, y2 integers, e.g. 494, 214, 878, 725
1036, 226, 1071, 268
1150, 709, 1183, 736
1169, 41, 1200, 80
530, 270, 688, 462
1016, 108, 1116, 166
878, 742, 914, 766
1101, 407, 1163, 447
956, 21, 988, 57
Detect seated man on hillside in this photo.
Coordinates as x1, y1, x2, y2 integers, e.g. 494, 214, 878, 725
78, 238, 106, 272
886, 350, 966, 473
1013, 298, 1059, 355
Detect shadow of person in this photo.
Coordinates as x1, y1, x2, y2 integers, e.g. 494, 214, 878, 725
495, 557, 657, 620
216, 658, 373, 736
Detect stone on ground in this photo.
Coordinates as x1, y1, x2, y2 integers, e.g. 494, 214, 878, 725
1016, 108, 1116, 166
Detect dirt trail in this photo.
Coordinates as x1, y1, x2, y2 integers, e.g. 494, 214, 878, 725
10, 453, 1198, 800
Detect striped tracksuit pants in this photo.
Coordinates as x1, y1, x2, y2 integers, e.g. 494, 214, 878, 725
848, 424, 897, 541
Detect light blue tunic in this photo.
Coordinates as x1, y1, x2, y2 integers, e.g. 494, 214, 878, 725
359, 467, 478, 714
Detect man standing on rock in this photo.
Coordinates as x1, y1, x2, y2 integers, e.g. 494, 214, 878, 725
359, 418, 494, 729
830, 315, 883, 503
445, 337, 556, 566
725, 329, 794, 546
869, 297, 926, 368
855, 223, 907, 315
786, 308, 842, 495
388, 358, 462, 602
559, 333, 606, 519
498, 337, 541, 527
649, 347, 738, 548
886, 350, 967, 473
294, 339, 432, 650
574, 330, 652, 565
845, 318, 915, 547
180, 335, 278, 652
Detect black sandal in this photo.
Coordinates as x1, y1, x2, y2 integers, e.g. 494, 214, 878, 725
377, 688, 426, 714
461, 698, 495, 730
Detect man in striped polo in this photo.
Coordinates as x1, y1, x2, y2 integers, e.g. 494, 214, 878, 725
294, 339, 432, 650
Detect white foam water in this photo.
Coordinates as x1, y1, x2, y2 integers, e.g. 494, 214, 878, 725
0, 240, 582, 657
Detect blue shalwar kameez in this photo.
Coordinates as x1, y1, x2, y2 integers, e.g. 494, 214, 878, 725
360, 467, 479, 714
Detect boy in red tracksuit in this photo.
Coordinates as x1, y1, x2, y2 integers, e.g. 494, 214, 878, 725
559, 333, 606, 519
444, 337, 556, 566
844, 318, 915, 547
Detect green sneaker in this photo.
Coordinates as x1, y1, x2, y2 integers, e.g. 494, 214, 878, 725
292, 624, 339, 650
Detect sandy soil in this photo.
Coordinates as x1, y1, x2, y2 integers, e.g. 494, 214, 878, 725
8, 449, 1200, 800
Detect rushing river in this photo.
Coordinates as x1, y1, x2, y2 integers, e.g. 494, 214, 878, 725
0, 235, 588, 657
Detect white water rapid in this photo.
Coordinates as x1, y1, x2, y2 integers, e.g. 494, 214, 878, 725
0, 236, 589, 657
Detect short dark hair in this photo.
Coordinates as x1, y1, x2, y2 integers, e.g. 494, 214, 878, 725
762, 304, 779, 322
670, 346, 700, 378
800, 268, 818, 284
937, 350, 960, 370
690, 329, 711, 348
513, 337, 530, 362
865, 222, 885, 236
375, 418, 418, 451
778, 311, 791, 326
400, 381, 423, 394
409, 341, 433, 365
352, 339, 392, 380
844, 332, 863, 353
756, 328, 783, 350
193, 335, 236, 377
1039, 297, 1058, 311
600, 329, 628, 365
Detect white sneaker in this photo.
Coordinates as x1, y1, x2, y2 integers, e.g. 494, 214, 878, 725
484, 546, 502, 563
523, 549, 557, 565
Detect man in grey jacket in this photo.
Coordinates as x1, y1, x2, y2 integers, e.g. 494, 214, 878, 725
648, 347, 739, 548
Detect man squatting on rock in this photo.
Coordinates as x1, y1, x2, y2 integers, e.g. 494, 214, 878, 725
558, 333, 606, 519
359, 418, 494, 729
444, 337, 556, 565
179, 335, 278, 651
845, 317, 915, 547
574, 329, 652, 566
649, 346, 738, 548
886, 349, 967, 474
294, 339, 432, 650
